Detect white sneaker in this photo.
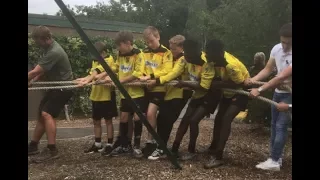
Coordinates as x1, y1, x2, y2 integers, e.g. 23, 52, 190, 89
256, 158, 280, 171
148, 148, 165, 160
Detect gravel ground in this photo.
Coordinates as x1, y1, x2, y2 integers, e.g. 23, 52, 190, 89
28, 120, 292, 180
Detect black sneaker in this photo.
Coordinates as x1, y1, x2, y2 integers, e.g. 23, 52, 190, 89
28, 144, 39, 155
142, 142, 157, 157
84, 144, 103, 154
31, 148, 60, 163
112, 137, 121, 149
122, 144, 133, 155
180, 152, 197, 161
148, 148, 166, 160
101, 145, 113, 157
110, 146, 125, 156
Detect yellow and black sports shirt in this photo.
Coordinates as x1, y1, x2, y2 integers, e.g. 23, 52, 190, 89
214, 51, 250, 98
89, 55, 115, 101
186, 52, 215, 99
113, 48, 145, 99
143, 45, 173, 92
155, 53, 188, 100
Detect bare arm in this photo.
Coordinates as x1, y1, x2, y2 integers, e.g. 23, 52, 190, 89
259, 65, 292, 92
28, 65, 45, 81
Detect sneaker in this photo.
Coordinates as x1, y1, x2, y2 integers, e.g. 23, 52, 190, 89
204, 155, 224, 169
113, 137, 121, 149
142, 142, 157, 157
122, 144, 133, 155
180, 152, 197, 161
101, 144, 113, 156
148, 148, 165, 160
84, 144, 103, 154
278, 158, 283, 166
133, 146, 143, 158
31, 148, 60, 163
256, 158, 280, 171
28, 144, 39, 155
110, 146, 125, 157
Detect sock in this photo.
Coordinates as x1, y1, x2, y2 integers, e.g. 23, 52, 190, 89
30, 140, 38, 147
120, 122, 128, 138
108, 138, 113, 144
134, 120, 142, 147
188, 144, 196, 153
47, 144, 56, 151
94, 138, 102, 147
95, 137, 102, 142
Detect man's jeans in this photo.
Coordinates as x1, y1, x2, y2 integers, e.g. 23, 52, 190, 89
270, 92, 291, 161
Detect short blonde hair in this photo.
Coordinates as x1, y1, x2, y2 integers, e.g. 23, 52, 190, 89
169, 35, 185, 47
31, 26, 52, 40
143, 26, 160, 38
254, 52, 266, 65
115, 31, 134, 45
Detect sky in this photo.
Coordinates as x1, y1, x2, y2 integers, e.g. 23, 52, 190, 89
28, 0, 108, 15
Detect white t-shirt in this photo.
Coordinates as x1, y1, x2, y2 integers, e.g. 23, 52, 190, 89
270, 43, 292, 93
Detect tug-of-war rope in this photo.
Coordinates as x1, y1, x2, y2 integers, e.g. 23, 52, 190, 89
29, 80, 292, 116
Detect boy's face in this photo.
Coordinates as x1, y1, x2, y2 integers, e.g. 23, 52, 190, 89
116, 41, 132, 54
144, 34, 160, 50
169, 43, 183, 58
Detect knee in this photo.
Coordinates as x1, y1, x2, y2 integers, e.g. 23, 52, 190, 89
41, 111, 52, 120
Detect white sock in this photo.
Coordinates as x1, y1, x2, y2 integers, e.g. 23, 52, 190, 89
106, 143, 112, 147
95, 142, 102, 148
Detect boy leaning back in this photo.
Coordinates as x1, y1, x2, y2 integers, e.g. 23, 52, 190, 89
139, 26, 173, 157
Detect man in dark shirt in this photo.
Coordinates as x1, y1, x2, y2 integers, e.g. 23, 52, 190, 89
28, 26, 73, 163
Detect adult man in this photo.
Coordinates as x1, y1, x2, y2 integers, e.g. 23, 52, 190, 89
245, 23, 292, 171
28, 26, 74, 163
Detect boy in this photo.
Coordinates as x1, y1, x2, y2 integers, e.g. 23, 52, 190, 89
146, 35, 192, 160
139, 26, 173, 157
104, 31, 147, 158
170, 39, 221, 161
203, 39, 250, 169
77, 42, 118, 156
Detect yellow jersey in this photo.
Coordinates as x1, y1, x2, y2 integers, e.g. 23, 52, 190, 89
89, 55, 115, 101
113, 48, 145, 99
143, 45, 173, 92
214, 51, 250, 98
157, 53, 188, 100
186, 52, 215, 99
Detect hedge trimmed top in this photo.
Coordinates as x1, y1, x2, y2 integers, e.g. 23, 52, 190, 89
28, 13, 148, 33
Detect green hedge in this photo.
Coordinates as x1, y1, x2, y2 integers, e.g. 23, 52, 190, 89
28, 34, 146, 117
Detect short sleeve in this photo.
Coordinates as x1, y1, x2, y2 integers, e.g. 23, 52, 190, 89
38, 51, 60, 72
270, 44, 280, 59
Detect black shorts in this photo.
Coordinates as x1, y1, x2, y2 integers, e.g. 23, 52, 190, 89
92, 98, 118, 120
222, 94, 249, 111
189, 89, 222, 113
39, 89, 73, 118
120, 97, 148, 113
145, 91, 165, 107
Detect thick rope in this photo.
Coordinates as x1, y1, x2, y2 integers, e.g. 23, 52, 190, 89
30, 80, 291, 92
28, 81, 292, 119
